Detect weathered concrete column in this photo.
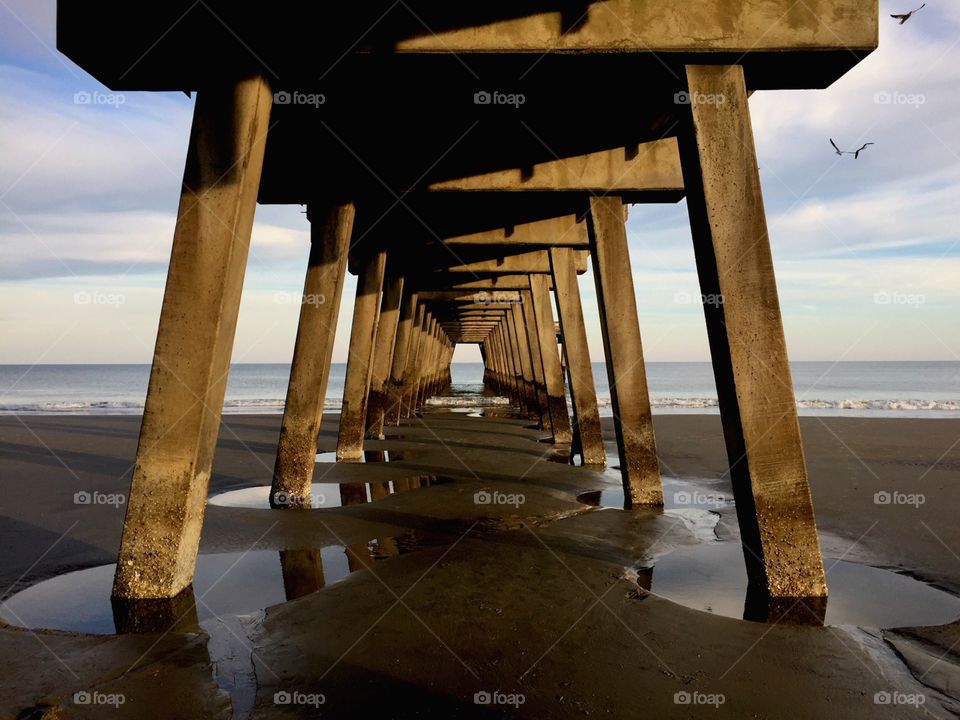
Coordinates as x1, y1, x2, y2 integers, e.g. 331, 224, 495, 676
678, 64, 826, 599
529, 274, 573, 444
385, 290, 418, 425
509, 303, 538, 421
418, 318, 439, 407
112, 75, 272, 600
549, 247, 605, 466
400, 305, 427, 417
586, 196, 662, 507
336, 251, 387, 462
271, 204, 354, 507
411, 313, 434, 413
521, 289, 552, 431
365, 273, 405, 439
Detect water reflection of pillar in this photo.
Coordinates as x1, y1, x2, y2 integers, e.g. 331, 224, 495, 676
370, 481, 392, 500
279, 549, 326, 601
111, 588, 199, 634
364, 448, 387, 462
743, 582, 827, 626
339, 483, 370, 506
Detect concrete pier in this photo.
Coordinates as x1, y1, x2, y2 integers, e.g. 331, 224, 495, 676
549, 247, 606, 466
112, 76, 272, 599
677, 65, 827, 599
586, 196, 663, 507
529, 274, 573, 445
271, 204, 353, 507
336, 251, 386, 462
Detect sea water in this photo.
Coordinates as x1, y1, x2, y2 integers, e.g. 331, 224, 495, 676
1, 362, 958, 418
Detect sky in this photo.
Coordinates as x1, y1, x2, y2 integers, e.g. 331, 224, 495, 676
1, 1, 958, 365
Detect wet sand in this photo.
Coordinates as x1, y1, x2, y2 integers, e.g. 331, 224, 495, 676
1, 412, 959, 718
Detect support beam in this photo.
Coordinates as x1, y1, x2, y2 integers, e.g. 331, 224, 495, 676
271, 203, 354, 507
336, 251, 387, 461
529, 276, 573, 443
678, 64, 826, 599
587, 196, 662, 507
385, 290, 418, 426
112, 75, 272, 600
365, 273, 405, 440
550, 247, 605, 466
400, 305, 427, 417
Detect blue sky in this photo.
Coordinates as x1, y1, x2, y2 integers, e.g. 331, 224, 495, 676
1, 1, 958, 364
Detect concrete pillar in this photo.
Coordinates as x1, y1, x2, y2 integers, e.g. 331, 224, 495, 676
417, 318, 439, 407
411, 313, 433, 413
385, 290, 418, 426
678, 64, 826, 599
586, 196, 663, 507
365, 273, 405, 439
549, 247, 606, 466
529, 274, 573, 444
509, 303, 537, 421
271, 204, 353, 507
400, 305, 427, 417
112, 75, 272, 600
336, 251, 387, 462
521, 289, 552, 431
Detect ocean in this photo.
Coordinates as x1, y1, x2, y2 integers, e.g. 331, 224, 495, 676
2, 362, 959, 418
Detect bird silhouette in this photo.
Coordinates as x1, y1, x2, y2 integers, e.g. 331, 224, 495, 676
891, 3, 925, 24
830, 139, 875, 159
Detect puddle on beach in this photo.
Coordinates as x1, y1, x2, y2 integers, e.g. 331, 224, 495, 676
209, 476, 445, 510
641, 542, 960, 628
577, 476, 734, 513
0, 534, 435, 636
314, 450, 412, 463
578, 476, 960, 627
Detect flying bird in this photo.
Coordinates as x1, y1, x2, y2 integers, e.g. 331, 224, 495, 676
891, 3, 925, 24
830, 139, 875, 159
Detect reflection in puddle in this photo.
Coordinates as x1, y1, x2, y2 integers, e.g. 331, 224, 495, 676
0, 535, 434, 636
576, 476, 733, 513
642, 542, 960, 628
314, 450, 409, 463
209, 476, 443, 510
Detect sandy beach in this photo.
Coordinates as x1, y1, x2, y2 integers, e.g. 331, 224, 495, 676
1, 411, 958, 718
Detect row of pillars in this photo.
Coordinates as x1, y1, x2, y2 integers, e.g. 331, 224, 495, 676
111, 65, 827, 607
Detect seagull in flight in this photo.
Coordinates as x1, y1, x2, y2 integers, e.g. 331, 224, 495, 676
891, 3, 925, 24
830, 139, 875, 159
